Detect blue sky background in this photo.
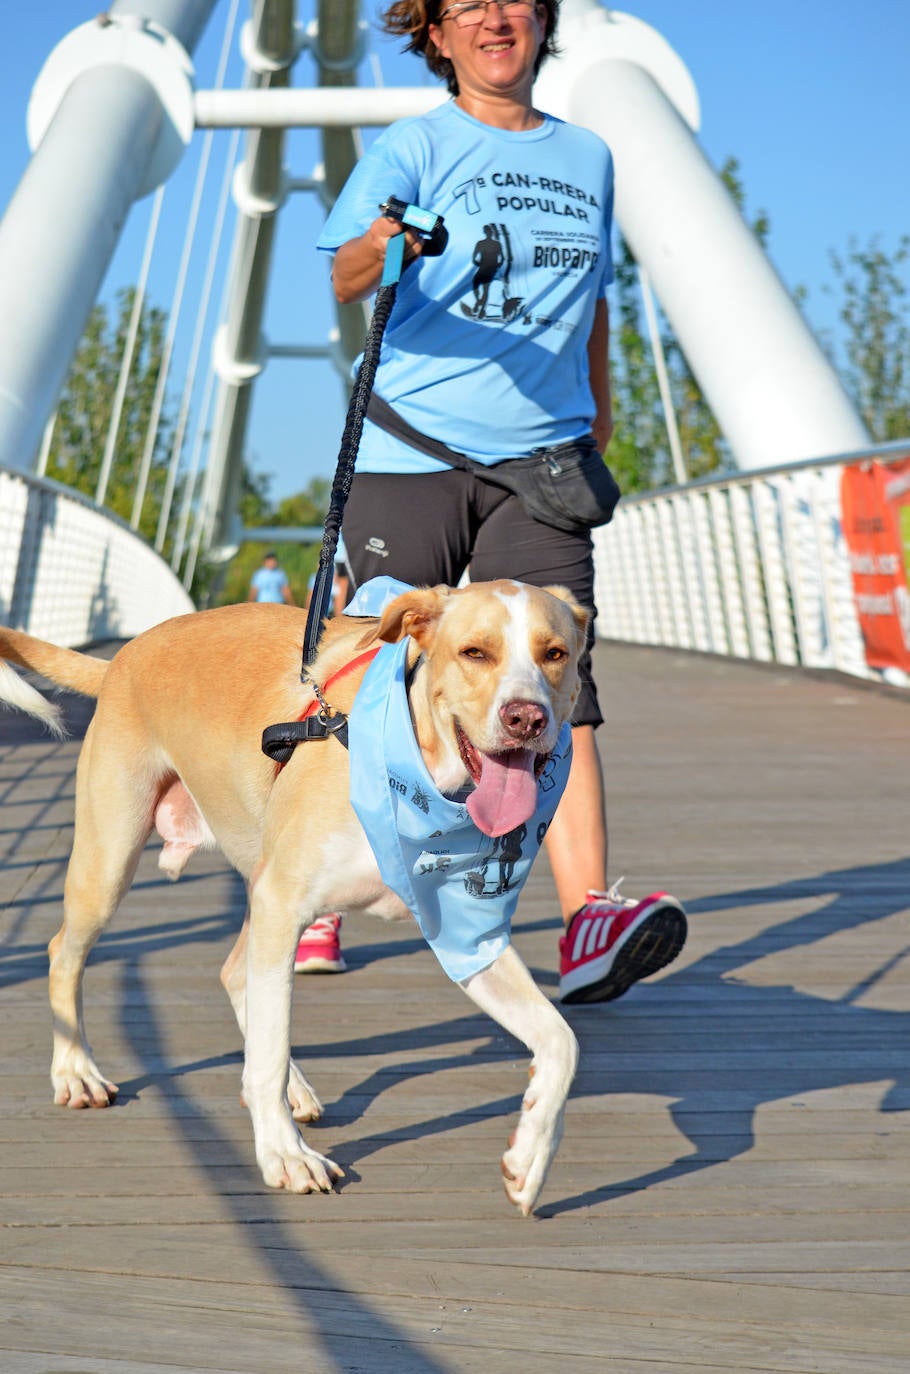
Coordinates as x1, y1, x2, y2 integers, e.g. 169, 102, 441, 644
2, 1, 907, 502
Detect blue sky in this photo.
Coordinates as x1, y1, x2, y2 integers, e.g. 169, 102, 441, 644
2, 1, 908, 502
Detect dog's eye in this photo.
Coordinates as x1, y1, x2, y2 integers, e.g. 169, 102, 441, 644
545, 646, 568, 662
460, 646, 486, 661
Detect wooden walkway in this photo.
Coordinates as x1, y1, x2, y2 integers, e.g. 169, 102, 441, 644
1, 640, 908, 1373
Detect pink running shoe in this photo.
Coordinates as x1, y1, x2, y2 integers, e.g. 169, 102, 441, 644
294, 914, 347, 974
559, 882, 687, 1004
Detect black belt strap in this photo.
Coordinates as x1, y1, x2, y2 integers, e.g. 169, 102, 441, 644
366, 392, 475, 469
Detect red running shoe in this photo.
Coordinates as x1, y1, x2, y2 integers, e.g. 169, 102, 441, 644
559, 882, 687, 1004
294, 914, 347, 974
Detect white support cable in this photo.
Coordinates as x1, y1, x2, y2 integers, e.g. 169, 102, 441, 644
173, 61, 259, 577
367, 48, 385, 89
34, 411, 56, 477
154, 0, 242, 552
196, 192, 264, 555
182, 175, 265, 583
173, 361, 218, 580
639, 265, 687, 485
170, 126, 242, 571
97, 185, 164, 507
130, 28, 237, 533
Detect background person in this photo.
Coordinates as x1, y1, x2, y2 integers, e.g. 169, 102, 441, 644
248, 551, 295, 605
312, 0, 687, 1001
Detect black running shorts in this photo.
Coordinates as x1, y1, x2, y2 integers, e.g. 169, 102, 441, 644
341, 468, 603, 729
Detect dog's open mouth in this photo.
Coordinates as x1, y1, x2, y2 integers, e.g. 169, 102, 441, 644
455, 720, 550, 838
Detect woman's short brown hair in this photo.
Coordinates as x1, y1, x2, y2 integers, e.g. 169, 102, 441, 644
380, 1, 560, 96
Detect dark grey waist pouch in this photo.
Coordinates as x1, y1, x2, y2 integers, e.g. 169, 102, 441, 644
366, 393, 621, 535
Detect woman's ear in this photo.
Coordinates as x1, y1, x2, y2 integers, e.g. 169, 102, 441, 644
428, 22, 449, 61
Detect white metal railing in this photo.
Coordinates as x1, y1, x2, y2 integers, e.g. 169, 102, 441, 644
592, 442, 910, 685
4, 445, 909, 680
0, 466, 194, 648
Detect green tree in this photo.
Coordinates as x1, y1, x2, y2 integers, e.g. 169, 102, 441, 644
827, 235, 910, 441
46, 288, 176, 547
606, 235, 668, 494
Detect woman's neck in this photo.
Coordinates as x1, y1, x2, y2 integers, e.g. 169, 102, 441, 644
454, 90, 544, 132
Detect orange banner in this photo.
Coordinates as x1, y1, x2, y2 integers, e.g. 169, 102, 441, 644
840, 456, 910, 673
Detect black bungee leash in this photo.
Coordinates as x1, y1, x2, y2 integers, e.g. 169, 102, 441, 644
261, 198, 447, 766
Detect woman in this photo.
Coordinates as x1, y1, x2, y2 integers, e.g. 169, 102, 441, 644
300, 0, 687, 1003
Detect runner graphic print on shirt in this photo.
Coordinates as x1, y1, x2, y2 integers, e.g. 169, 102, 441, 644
462, 221, 524, 322
454, 169, 603, 328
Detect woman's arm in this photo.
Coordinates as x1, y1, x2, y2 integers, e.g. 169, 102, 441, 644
587, 296, 614, 453
331, 215, 424, 304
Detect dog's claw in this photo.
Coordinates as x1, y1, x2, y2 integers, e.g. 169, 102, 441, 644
52, 1060, 119, 1110
258, 1133, 343, 1194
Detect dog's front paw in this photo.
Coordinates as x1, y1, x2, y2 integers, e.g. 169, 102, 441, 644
287, 1061, 323, 1122
500, 1071, 567, 1216
259, 1135, 344, 1194
51, 1051, 119, 1109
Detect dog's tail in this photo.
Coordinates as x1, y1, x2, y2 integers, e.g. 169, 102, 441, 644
0, 627, 110, 738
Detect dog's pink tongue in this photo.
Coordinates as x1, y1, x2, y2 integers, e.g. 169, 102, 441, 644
467, 750, 538, 837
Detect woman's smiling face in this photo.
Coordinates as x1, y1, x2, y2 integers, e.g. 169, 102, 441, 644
429, 2, 547, 105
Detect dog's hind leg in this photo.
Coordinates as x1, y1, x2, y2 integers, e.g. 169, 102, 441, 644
48, 726, 155, 1108
461, 943, 579, 1216
219, 908, 324, 1123
241, 862, 343, 1193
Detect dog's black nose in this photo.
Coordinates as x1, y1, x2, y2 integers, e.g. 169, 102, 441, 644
500, 699, 549, 741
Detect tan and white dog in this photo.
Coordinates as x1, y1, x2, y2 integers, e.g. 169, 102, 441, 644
0, 579, 588, 1214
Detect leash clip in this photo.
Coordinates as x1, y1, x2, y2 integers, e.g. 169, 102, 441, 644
315, 707, 348, 737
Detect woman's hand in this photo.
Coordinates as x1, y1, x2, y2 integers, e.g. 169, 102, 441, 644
331, 214, 424, 304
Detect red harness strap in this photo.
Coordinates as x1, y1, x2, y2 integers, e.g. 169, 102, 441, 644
297, 646, 382, 723
269, 645, 382, 772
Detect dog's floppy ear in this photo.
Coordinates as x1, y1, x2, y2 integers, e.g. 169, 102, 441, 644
543, 584, 591, 649
377, 585, 451, 647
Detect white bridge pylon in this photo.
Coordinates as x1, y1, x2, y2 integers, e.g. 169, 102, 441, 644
0, 0, 868, 561
537, 1, 869, 470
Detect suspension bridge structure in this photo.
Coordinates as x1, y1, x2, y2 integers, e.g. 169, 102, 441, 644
1, 4, 909, 1367
2, 0, 904, 651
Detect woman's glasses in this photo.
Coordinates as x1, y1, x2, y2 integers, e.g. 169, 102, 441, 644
439, 1, 539, 30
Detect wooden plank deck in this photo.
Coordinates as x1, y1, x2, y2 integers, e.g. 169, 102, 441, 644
1, 640, 908, 1373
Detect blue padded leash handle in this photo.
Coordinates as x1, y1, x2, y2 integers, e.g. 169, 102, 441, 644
381, 229, 406, 287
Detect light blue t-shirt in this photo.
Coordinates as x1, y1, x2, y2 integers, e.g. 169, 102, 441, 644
317, 101, 614, 472
250, 566, 289, 603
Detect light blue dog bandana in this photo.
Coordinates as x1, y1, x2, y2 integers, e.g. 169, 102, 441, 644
344, 575, 414, 618
348, 635, 572, 982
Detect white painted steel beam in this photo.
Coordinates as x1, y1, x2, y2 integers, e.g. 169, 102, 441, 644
536, 1, 870, 470
0, 1, 216, 474
194, 85, 447, 126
